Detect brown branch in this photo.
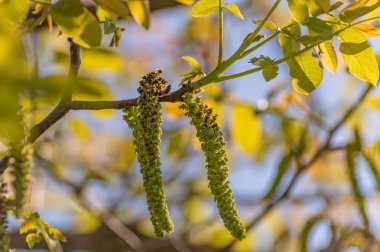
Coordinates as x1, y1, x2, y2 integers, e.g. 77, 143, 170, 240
220, 84, 373, 251
0, 77, 191, 175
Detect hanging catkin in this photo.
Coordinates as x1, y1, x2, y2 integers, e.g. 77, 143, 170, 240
0, 178, 10, 251
9, 112, 33, 218
179, 93, 246, 240
123, 70, 173, 237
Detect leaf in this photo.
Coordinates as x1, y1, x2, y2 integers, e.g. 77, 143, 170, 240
254, 20, 278, 31
279, 24, 323, 94
92, 0, 130, 21
222, 2, 244, 20
287, 0, 310, 24
339, 0, 380, 23
20, 218, 38, 234
127, 0, 150, 30
319, 41, 338, 73
262, 65, 279, 82
231, 103, 262, 154
307, 0, 330, 16
48, 227, 67, 242
354, 23, 380, 37
26, 233, 42, 249
182, 56, 202, 72
1, 0, 29, 24
191, 0, 219, 17
249, 55, 279, 82
339, 28, 379, 85
175, 0, 194, 5
51, 0, 102, 48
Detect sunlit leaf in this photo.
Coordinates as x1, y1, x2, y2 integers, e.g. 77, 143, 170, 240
287, 0, 309, 24
354, 23, 380, 37
175, 0, 194, 5
339, 0, 380, 23
182, 56, 202, 72
1, 0, 29, 24
231, 103, 261, 154
51, 0, 102, 48
339, 28, 379, 85
26, 233, 42, 249
127, 0, 150, 29
222, 2, 244, 20
191, 0, 219, 17
307, 0, 330, 16
92, 0, 130, 20
279, 24, 323, 94
20, 218, 38, 234
319, 41, 338, 73
254, 20, 278, 31
48, 227, 67, 242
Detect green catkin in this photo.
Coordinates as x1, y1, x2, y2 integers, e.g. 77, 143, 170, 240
123, 70, 173, 237
0, 179, 10, 252
9, 113, 33, 218
179, 93, 246, 240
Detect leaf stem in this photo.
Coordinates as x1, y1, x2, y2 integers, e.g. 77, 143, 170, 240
218, 0, 224, 65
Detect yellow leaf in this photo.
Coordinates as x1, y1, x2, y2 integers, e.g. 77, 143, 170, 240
163, 102, 185, 121
92, 0, 130, 21
127, 0, 150, 29
231, 103, 262, 154
319, 41, 338, 73
354, 23, 380, 37
339, 28, 379, 86
175, 0, 194, 5
232, 231, 255, 252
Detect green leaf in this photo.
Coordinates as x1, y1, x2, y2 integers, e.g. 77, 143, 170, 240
48, 227, 67, 242
222, 2, 244, 20
279, 24, 323, 94
191, 0, 219, 17
254, 20, 278, 31
287, 0, 309, 24
307, 0, 330, 16
1, 0, 29, 24
262, 65, 279, 82
182, 56, 202, 72
20, 218, 38, 234
339, 0, 380, 23
175, 0, 194, 5
127, 0, 150, 30
26, 233, 42, 249
339, 28, 379, 85
92, 0, 130, 21
355, 23, 380, 37
306, 17, 333, 39
319, 41, 338, 73
51, 0, 102, 48
249, 55, 279, 82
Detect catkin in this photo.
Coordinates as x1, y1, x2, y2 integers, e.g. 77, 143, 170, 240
9, 112, 33, 218
0, 178, 10, 251
179, 93, 246, 240
123, 70, 173, 237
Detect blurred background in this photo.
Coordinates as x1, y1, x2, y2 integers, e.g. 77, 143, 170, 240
2, 0, 380, 251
